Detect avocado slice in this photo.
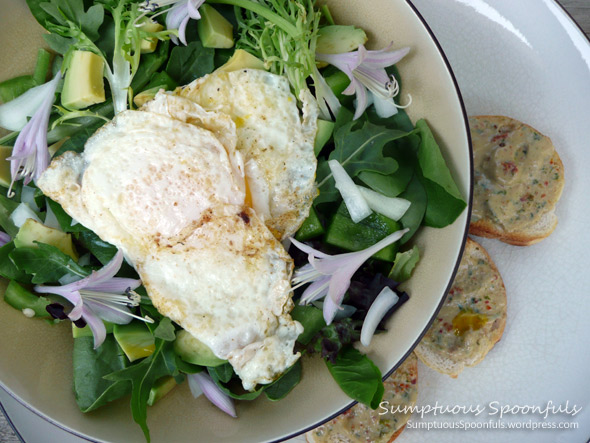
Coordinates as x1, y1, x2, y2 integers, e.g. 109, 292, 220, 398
147, 376, 178, 406
314, 119, 334, 156
113, 322, 155, 362
216, 49, 266, 73
14, 218, 78, 260
173, 329, 226, 367
316, 25, 367, 54
0, 145, 12, 188
138, 19, 164, 54
61, 51, 106, 110
197, 4, 234, 49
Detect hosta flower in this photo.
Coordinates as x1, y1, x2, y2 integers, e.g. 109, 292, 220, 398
0, 231, 10, 247
140, 0, 205, 45
7, 72, 61, 197
316, 44, 411, 120
188, 372, 237, 418
312, 66, 341, 121
35, 251, 151, 349
290, 228, 409, 325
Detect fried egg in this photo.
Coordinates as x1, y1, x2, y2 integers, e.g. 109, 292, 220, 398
37, 88, 307, 390
176, 69, 318, 239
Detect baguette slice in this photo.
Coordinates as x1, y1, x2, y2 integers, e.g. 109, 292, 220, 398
469, 115, 564, 246
306, 353, 418, 443
414, 237, 506, 377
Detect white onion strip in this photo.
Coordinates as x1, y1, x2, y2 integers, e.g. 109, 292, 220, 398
328, 159, 371, 223
357, 185, 411, 221
9, 203, 42, 228
360, 286, 400, 347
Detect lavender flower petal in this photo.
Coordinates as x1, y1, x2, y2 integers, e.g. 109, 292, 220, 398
0, 231, 10, 247
188, 372, 237, 418
88, 277, 141, 293
82, 305, 107, 349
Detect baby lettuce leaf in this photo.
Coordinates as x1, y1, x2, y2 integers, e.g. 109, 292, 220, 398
415, 119, 466, 227
73, 335, 131, 413
264, 360, 302, 401
9, 243, 90, 284
166, 41, 215, 85
38, 0, 105, 41
104, 339, 179, 442
325, 346, 384, 409
389, 245, 420, 283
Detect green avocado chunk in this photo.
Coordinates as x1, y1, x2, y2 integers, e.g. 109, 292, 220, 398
173, 329, 226, 367
113, 322, 155, 362
316, 25, 367, 54
61, 50, 106, 110
197, 4, 234, 49
14, 218, 78, 260
147, 376, 178, 406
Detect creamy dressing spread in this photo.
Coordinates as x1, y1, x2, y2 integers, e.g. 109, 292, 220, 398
308, 353, 418, 443
469, 116, 563, 230
417, 238, 505, 369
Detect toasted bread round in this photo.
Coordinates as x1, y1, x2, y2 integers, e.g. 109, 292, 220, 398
469, 115, 564, 246
414, 237, 506, 377
306, 353, 418, 443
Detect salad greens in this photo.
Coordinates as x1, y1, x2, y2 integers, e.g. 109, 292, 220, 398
0, 0, 467, 441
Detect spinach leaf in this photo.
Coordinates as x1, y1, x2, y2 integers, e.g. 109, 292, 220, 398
130, 41, 171, 93
73, 335, 131, 413
9, 242, 90, 284
290, 304, 325, 346
166, 41, 215, 85
416, 119, 465, 203
209, 363, 233, 384
104, 339, 179, 442
55, 118, 107, 156
76, 230, 117, 264
46, 198, 87, 233
0, 193, 19, 237
0, 243, 32, 284
264, 360, 301, 401
325, 346, 384, 409
208, 367, 264, 400
398, 174, 427, 244
421, 176, 468, 228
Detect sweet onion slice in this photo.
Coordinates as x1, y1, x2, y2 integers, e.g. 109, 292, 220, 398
328, 159, 371, 223
360, 286, 400, 347
357, 185, 411, 221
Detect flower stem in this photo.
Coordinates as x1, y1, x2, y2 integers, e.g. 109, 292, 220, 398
207, 0, 299, 37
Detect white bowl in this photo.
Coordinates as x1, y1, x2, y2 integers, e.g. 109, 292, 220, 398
0, 0, 472, 441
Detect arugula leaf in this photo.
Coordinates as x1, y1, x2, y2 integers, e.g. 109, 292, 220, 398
264, 360, 301, 401
40, 0, 105, 41
9, 242, 90, 284
73, 335, 131, 413
0, 243, 31, 283
26, 0, 56, 29
290, 305, 325, 346
166, 41, 215, 85
43, 33, 75, 55
325, 346, 384, 409
104, 339, 178, 442
76, 230, 117, 265
357, 135, 419, 198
